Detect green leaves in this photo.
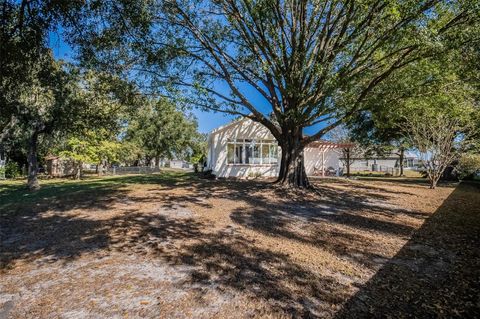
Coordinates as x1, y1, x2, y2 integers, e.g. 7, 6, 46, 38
59, 131, 123, 165
126, 99, 201, 162
456, 154, 480, 179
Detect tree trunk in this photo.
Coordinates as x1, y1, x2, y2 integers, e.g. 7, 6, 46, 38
427, 169, 439, 189
27, 131, 40, 190
346, 148, 351, 178
74, 161, 82, 180
275, 132, 309, 188
97, 160, 103, 176
399, 147, 405, 176
155, 156, 160, 168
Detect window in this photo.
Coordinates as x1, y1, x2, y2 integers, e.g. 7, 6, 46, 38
235, 144, 243, 163
261, 144, 270, 164
227, 139, 278, 165
269, 145, 278, 164
227, 142, 245, 164
245, 139, 261, 164
227, 144, 235, 164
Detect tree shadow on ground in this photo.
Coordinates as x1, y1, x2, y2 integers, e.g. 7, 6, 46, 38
160, 229, 353, 317
0, 173, 205, 268
2, 172, 471, 318
311, 177, 418, 196
355, 176, 458, 188
222, 177, 433, 267
1, 174, 353, 317
0, 179, 127, 212
104, 171, 197, 186
0, 208, 205, 269
335, 182, 480, 318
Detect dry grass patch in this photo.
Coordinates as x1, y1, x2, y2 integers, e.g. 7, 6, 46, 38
1, 172, 478, 318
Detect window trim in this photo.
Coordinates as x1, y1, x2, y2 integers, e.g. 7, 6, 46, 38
227, 138, 279, 166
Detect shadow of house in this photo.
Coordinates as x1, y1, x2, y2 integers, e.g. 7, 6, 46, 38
335, 182, 480, 318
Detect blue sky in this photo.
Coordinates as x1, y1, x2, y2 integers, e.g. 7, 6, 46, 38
49, 31, 325, 135
49, 30, 236, 133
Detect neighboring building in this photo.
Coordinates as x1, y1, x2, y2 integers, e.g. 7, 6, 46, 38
45, 156, 76, 177
344, 151, 420, 172
0, 144, 5, 169
170, 160, 190, 169
206, 117, 346, 178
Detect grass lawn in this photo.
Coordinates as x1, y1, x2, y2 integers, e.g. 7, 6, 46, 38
1, 171, 479, 318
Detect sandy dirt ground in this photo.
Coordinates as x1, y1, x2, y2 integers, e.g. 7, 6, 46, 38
1, 173, 479, 318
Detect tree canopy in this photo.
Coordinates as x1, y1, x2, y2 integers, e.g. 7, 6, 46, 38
69, 0, 480, 187
125, 99, 202, 166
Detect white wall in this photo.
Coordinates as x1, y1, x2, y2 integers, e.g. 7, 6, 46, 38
304, 148, 340, 175
346, 158, 412, 171
207, 118, 342, 178
207, 118, 279, 178
170, 160, 185, 169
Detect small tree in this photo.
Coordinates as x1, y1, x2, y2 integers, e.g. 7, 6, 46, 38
456, 153, 480, 180
59, 131, 122, 179
406, 114, 469, 189
328, 126, 364, 178
190, 133, 208, 172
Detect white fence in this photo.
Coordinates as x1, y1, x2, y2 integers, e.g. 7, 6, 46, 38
106, 166, 161, 175
0, 160, 6, 179
350, 164, 396, 175
376, 165, 395, 175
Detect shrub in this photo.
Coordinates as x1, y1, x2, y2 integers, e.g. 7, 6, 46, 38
199, 169, 216, 179
248, 171, 263, 179
4, 161, 21, 179
456, 154, 480, 179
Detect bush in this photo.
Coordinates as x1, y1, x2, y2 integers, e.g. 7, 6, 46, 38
199, 169, 216, 179
456, 154, 480, 179
4, 161, 21, 179
247, 171, 263, 179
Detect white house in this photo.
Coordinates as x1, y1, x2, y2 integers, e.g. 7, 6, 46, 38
206, 117, 344, 178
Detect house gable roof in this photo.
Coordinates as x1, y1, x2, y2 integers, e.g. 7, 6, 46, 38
208, 116, 354, 149
209, 116, 250, 135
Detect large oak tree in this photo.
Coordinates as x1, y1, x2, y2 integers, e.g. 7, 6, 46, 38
71, 0, 479, 187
